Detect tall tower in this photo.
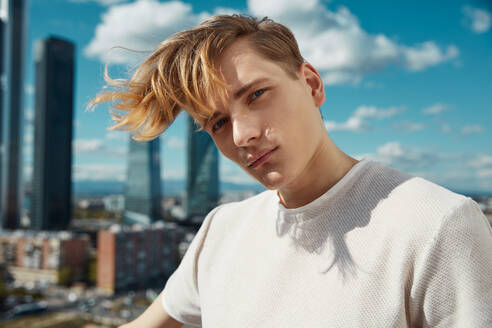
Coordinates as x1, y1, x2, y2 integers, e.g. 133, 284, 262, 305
0, 0, 8, 224
2, 0, 26, 229
124, 137, 162, 224
31, 37, 75, 230
186, 115, 219, 219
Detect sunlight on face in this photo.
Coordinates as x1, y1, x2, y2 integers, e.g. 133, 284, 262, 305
205, 38, 326, 190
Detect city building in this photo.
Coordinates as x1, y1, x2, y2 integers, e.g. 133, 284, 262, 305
0, 1, 7, 218
103, 194, 125, 212
124, 137, 162, 224
0, 230, 89, 285
186, 115, 219, 219
1, 0, 27, 229
97, 222, 184, 294
31, 36, 75, 230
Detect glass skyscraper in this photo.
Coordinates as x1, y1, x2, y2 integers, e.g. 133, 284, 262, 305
186, 115, 219, 219
0, 1, 6, 228
1, 0, 26, 229
31, 37, 75, 230
124, 137, 162, 224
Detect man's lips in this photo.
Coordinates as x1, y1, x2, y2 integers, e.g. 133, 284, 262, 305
247, 147, 279, 168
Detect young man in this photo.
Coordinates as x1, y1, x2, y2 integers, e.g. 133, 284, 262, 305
92, 15, 492, 328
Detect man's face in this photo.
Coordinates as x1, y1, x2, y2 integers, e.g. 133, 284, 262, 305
205, 38, 326, 190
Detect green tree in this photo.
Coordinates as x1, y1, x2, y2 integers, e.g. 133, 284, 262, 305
57, 267, 74, 287
87, 254, 97, 286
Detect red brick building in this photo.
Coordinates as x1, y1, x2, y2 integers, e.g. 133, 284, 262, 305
97, 222, 184, 294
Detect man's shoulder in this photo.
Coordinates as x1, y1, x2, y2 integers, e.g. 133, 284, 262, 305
361, 162, 469, 230
364, 161, 466, 207
386, 174, 466, 210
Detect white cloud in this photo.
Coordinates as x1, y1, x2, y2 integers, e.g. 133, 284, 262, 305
73, 163, 126, 181
24, 107, 34, 125
468, 154, 492, 169
24, 165, 33, 180
69, 0, 129, 6
86, 0, 460, 85
440, 123, 451, 134
357, 143, 492, 192
164, 136, 185, 149
401, 43, 458, 72
105, 130, 128, 140
422, 103, 448, 115
392, 121, 425, 133
462, 5, 492, 34
478, 169, 492, 178
378, 142, 404, 158
324, 105, 402, 132
85, 0, 209, 64
161, 168, 185, 180
74, 139, 105, 152
24, 84, 34, 95
353, 106, 401, 119
363, 80, 384, 89
462, 124, 485, 135
23, 133, 33, 144
249, 0, 459, 85
74, 138, 126, 156
363, 141, 459, 172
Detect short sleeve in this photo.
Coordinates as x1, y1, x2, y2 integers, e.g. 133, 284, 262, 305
409, 198, 492, 327
161, 206, 221, 327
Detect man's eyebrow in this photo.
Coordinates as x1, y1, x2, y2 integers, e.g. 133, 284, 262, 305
233, 77, 270, 100
206, 77, 271, 127
208, 111, 222, 124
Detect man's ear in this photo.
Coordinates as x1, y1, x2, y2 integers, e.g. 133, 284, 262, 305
299, 62, 325, 108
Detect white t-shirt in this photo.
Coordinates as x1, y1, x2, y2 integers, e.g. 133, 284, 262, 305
162, 159, 492, 327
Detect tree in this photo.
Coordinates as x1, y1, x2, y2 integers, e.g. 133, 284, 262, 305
57, 267, 74, 287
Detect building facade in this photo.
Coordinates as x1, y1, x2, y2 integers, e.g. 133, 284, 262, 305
124, 137, 162, 224
0, 230, 89, 285
0, 2, 7, 219
97, 223, 183, 294
31, 36, 75, 230
186, 116, 219, 219
1, 0, 27, 229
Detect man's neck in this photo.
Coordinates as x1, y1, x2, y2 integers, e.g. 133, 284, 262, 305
277, 137, 358, 209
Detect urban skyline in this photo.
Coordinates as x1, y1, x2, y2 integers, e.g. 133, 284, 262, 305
16, 0, 492, 197
0, 1, 490, 325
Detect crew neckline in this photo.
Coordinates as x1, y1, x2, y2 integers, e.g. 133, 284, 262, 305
276, 158, 372, 222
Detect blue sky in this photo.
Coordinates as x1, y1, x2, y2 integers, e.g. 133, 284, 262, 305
21, 0, 492, 194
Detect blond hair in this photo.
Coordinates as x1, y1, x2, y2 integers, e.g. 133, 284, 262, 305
89, 14, 304, 141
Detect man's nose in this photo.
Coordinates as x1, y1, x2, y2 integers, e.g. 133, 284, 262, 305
232, 114, 261, 147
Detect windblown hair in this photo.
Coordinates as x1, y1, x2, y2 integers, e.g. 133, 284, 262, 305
89, 14, 304, 141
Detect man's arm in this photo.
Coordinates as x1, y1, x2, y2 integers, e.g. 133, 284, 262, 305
119, 290, 183, 328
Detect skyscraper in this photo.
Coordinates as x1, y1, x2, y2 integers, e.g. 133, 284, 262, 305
0, 0, 7, 225
1, 0, 26, 229
31, 36, 75, 230
124, 137, 162, 224
186, 115, 219, 219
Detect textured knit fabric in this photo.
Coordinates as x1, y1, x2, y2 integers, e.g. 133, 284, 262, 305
162, 159, 492, 327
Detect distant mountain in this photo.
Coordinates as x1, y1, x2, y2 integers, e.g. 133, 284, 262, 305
73, 179, 264, 196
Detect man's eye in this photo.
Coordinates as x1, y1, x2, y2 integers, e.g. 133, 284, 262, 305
250, 89, 265, 101
212, 118, 228, 133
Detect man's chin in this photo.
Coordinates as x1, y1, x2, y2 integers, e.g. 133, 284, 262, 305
255, 172, 285, 190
